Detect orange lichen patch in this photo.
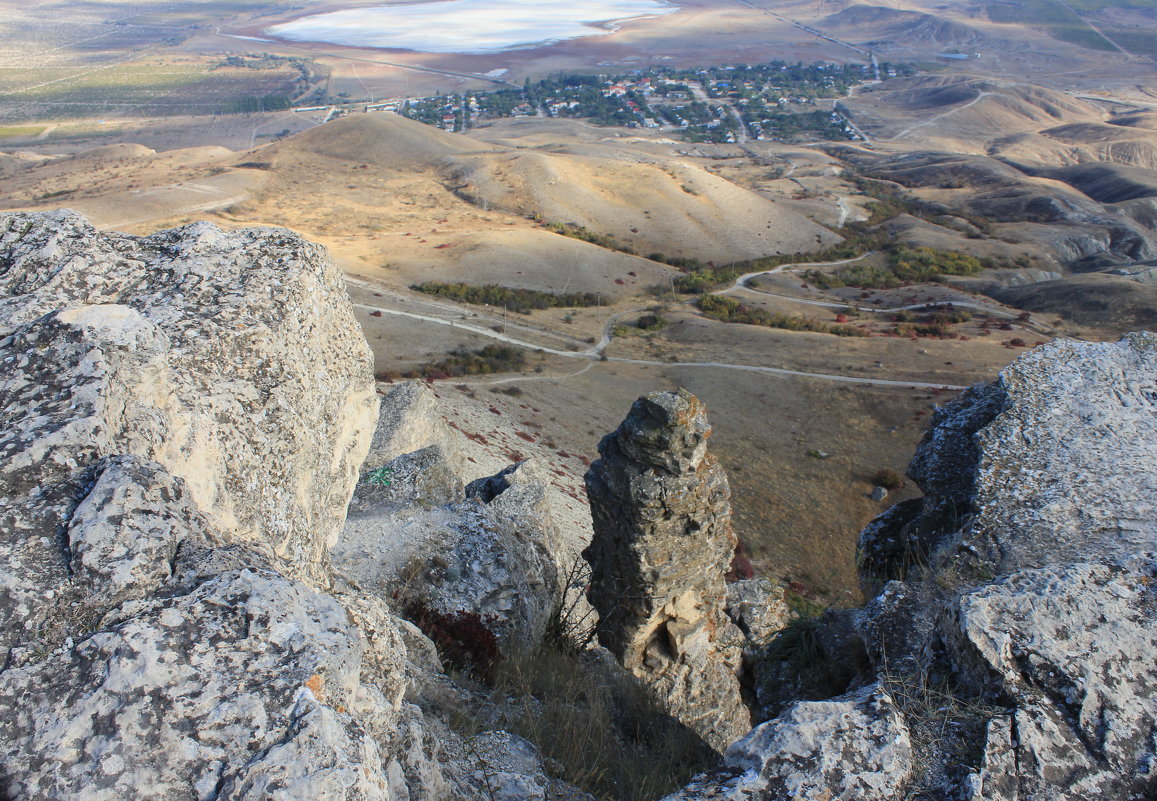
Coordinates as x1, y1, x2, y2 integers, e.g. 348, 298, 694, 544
304, 674, 325, 700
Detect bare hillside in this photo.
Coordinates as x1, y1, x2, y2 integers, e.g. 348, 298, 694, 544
447, 148, 841, 263
823, 4, 985, 45
266, 112, 491, 168
844, 76, 1104, 149
993, 120, 1157, 169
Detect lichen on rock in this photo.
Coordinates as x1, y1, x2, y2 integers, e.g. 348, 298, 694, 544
0, 210, 379, 584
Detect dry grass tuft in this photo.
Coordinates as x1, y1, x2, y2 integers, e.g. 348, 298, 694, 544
487, 645, 717, 801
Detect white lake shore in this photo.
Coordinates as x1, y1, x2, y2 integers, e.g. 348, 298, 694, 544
266, 0, 679, 54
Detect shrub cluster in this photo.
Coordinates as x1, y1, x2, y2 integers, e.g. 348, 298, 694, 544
697, 294, 867, 337
405, 601, 502, 679
872, 467, 906, 491
886, 306, 973, 338
634, 312, 668, 331
544, 222, 636, 255
805, 246, 986, 290
387, 345, 527, 380
725, 539, 755, 582
411, 282, 600, 313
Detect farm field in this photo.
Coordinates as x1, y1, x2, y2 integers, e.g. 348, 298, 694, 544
0, 57, 320, 122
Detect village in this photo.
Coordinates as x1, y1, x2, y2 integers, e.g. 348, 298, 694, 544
395, 60, 916, 143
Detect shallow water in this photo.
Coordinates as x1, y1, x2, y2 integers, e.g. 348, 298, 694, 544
266, 0, 678, 54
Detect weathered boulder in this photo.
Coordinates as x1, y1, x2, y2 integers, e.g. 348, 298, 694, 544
0, 210, 379, 585
665, 686, 912, 801
583, 389, 749, 751
335, 454, 565, 649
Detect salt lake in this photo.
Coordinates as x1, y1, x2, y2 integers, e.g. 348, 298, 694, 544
266, 0, 679, 54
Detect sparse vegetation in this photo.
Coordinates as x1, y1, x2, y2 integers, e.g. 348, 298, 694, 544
698, 294, 868, 336
412, 282, 600, 313
432, 554, 717, 801
384, 345, 527, 380
487, 646, 717, 801
544, 557, 598, 654
881, 660, 1009, 795
367, 466, 394, 487
751, 601, 869, 719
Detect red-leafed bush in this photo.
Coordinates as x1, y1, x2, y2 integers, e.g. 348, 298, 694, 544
406, 602, 501, 678
725, 540, 755, 583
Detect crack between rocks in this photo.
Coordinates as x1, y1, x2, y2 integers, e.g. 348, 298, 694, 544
1010, 707, 1023, 797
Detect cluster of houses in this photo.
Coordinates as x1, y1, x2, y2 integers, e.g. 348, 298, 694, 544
377, 61, 901, 142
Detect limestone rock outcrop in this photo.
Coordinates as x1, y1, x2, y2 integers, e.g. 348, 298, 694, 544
666, 685, 913, 801
583, 389, 749, 751
0, 560, 409, 800
0, 211, 430, 799
669, 334, 1157, 800
0, 210, 379, 587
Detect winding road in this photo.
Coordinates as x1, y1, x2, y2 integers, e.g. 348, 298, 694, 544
893, 91, 993, 140
719, 259, 1057, 335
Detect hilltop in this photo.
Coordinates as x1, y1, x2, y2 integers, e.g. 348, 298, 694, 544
0, 212, 1152, 801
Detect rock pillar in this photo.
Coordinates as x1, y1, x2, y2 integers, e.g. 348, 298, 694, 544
583, 389, 749, 751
